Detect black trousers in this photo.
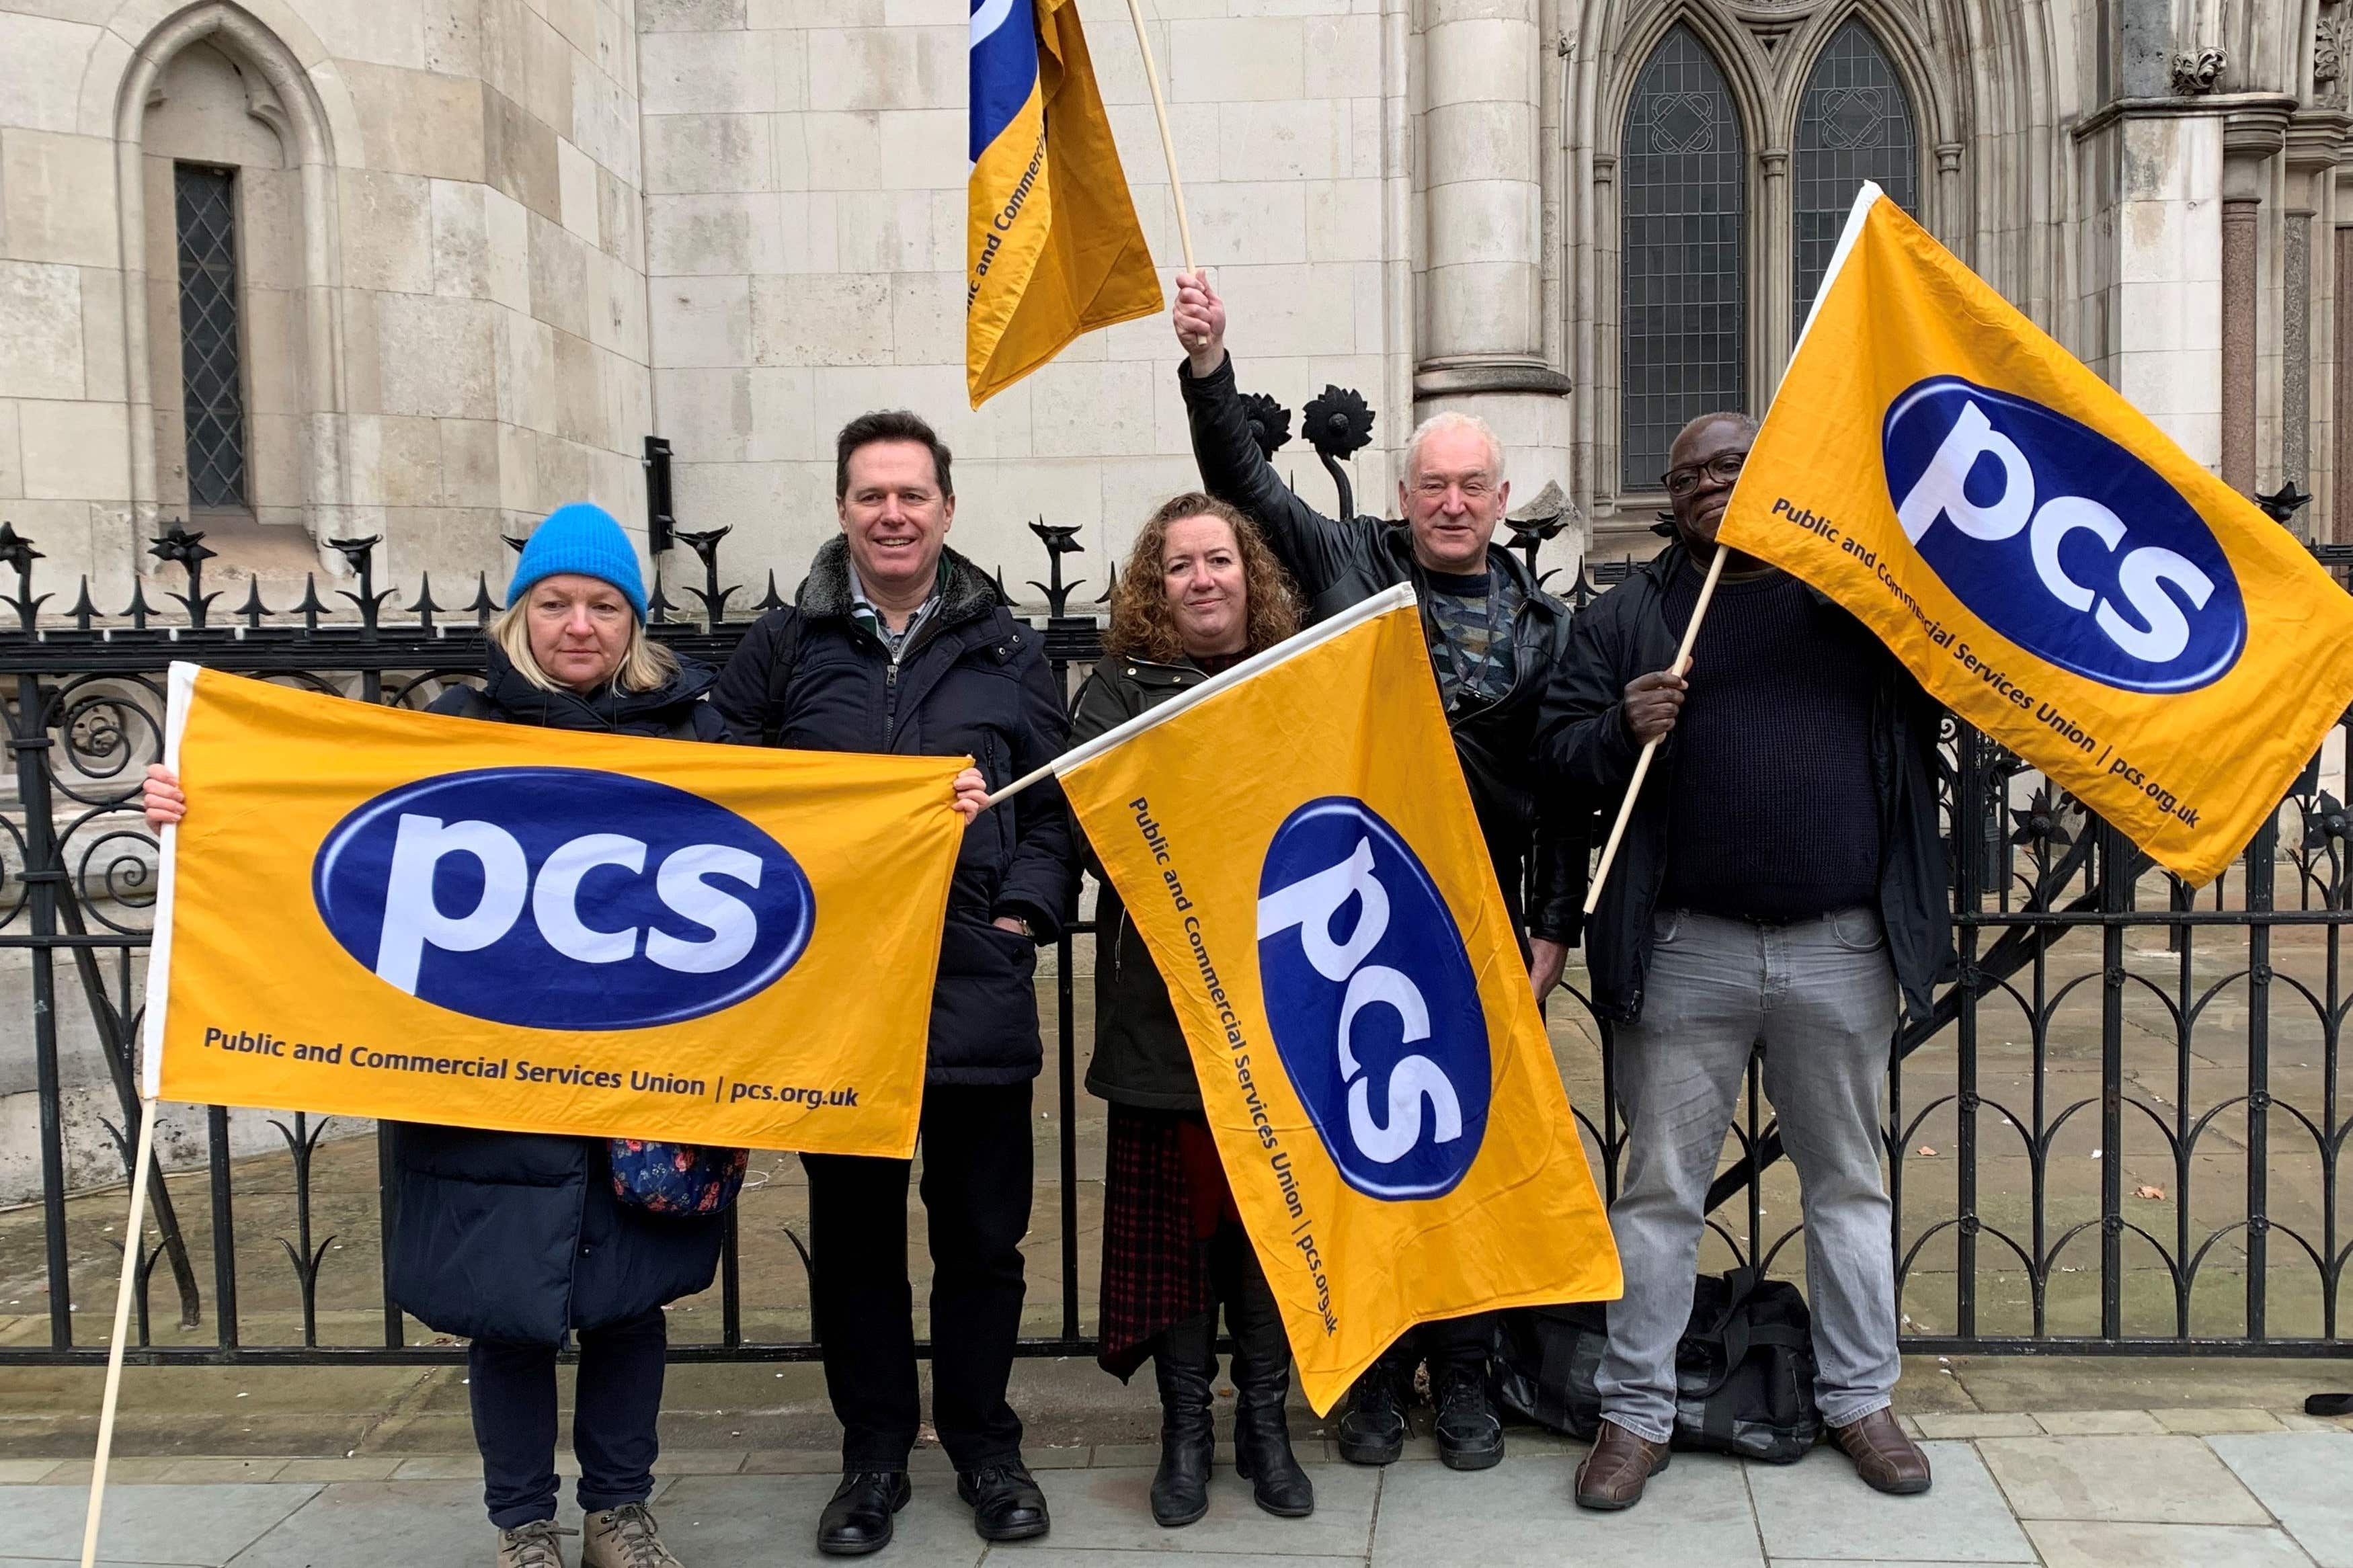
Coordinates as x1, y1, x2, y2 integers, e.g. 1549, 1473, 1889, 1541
1380, 1313, 1494, 1377
801, 1081, 1033, 1471
469, 1307, 666, 1528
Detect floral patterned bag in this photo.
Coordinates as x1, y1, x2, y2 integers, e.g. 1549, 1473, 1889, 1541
608, 1140, 750, 1216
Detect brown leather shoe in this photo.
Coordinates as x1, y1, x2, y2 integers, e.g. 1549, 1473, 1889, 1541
1574, 1419, 1672, 1511
1830, 1409, 1933, 1495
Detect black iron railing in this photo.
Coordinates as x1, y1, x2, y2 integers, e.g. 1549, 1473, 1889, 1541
0, 419, 2346, 1366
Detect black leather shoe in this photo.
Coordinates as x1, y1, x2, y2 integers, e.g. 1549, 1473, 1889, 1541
817, 1469, 910, 1557
1150, 1314, 1217, 1526
956, 1460, 1050, 1542
1226, 1260, 1314, 1517
1431, 1362, 1504, 1471
1335, 1362, 1406, 1466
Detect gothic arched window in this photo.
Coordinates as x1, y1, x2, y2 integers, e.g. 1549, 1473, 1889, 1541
1794, 20, 1918, 329
1620, 25, 1747, 491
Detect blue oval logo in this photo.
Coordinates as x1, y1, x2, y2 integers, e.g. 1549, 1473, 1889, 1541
1255, 798, 1488, 1200
1881, 376, 2245, 693
313, 767, 813, 1030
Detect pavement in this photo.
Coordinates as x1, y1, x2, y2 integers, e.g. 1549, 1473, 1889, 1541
8, 1403, 2351, 1568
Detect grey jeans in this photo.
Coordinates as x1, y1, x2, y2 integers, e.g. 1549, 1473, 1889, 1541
1593, 905, 1901, 1443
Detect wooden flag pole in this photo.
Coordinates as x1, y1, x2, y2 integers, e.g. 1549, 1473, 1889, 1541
1122, 0, 1197, 275
1582, 543, 1729, 915
79, 1096, 161, 1568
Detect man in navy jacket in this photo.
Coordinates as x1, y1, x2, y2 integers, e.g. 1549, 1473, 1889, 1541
714, 410, 1075, 1557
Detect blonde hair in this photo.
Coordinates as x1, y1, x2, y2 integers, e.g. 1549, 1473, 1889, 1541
491, 591, 679, 694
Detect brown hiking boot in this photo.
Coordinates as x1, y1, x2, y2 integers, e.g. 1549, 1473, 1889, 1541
1830, 1409, 1933, 1495
582, 1503, 684, 1567
495, 1519, 576, 1568
1574, 1419, 1672, 1511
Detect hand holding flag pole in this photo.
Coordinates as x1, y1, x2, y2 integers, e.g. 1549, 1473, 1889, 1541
1581, 544, 1727, 915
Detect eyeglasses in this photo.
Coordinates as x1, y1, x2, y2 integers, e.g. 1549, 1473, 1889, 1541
1662, 451, 1747, 497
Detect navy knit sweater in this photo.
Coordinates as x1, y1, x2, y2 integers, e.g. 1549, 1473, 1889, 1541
1656, 564, 1882, 921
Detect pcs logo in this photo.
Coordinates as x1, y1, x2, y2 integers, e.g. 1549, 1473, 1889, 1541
313, 768, 813, 1030
1882, 376, 2246, 694
1256, 798, 1489, 1201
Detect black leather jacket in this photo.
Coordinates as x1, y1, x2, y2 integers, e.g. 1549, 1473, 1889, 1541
1180, 352, 1587, 942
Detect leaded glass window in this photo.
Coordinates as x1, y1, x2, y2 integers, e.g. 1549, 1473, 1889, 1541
1794, 22, 1918, 331
175, 163, 246, 508
1620, 26, 1746, 492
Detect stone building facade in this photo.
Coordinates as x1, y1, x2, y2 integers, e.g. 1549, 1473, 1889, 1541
0, 0, 2336, 597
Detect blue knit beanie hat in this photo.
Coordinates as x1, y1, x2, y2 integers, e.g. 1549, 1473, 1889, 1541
507, 502, 647, 621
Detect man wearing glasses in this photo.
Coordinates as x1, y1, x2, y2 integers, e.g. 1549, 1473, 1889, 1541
1171, 270, 1586, 1475
1538, 412, 1948, 1510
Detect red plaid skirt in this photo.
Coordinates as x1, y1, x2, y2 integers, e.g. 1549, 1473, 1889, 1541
1096, 1104, 1241, 1378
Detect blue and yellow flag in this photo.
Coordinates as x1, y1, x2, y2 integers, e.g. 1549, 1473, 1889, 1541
1721, 185, 2353, 883
142, 664, 965, 1155
967, 0, 1162, 407
1054, 589, 1620, 1411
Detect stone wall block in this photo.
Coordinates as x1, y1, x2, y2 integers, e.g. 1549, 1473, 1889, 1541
571, 56, 639, 185
1188, 179, 1310, 265
751, 272, 891, 365
801, 112, 883, 193
645, 113, 772, 195
877, 108, 965, 190
777, 192, 844, 274
238, 288, 304, 415
649, 274, 754, 368
1423, 18, 1533, 108
745, 365, 815, 462
646, 192, 785, 277
343, 62, 488, 181
1306, 177, 1384, 261
376, 293, 498, 419
339, 169, 436, 295
597, 165, 641, 267
0, 13, 98, 134
553, 328, 601, 445
1097, 452, 1212, 544
1425, 178, 1533, 269
0, 260, 84, 400
237, 168, 308, 293
594, 251, 649, 361
751, 0, 885, 32
834, 189, 941, 275
641, 0, 748, 33
422, 0, 485, 76
19, 397, 128, 499
527, 210, 593, 339
1422, 99, 1534, 187
889, 270, 961, 366
377, 412, 444, 506
484, 88, 564, 223
1030, 359, 1157, 456
431, 178, 493, 299
0, 398, 21, 498
1302, 13, 1382, 101
75, 263, 126, 403
1, 130, 118, 268
641, 28, 776, 115
495, 302, 557, 430
1218, 99, 1343, 181
1170, 18, 1306, 104
1199, 261, 1354, 359
439, 416, 502, 505
484, 185, 534, 314
1104, 101, 1218, 188
558, 137, 602, 245
519, 10, 577, 133
655, 366, 755, 462
806, 26, 964, 113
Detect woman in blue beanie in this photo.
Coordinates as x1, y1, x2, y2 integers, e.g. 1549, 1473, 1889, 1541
143, 501, 984, 1568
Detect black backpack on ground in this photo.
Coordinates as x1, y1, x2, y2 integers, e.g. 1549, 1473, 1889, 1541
1493, 1268, 1823, 1463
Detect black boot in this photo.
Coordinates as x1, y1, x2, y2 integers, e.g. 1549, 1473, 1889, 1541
1150, 1313, 1217, 1527
1225, 1254, 1315, 1518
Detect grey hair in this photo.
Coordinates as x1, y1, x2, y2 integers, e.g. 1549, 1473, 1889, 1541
1672, 410, 1759, 450
1402, 410, 1505, 483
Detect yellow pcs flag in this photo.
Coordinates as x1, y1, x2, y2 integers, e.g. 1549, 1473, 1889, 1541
1720, 185, 2353, 884
966, 0, 1163, 407
1056, 589, 1621, 1412
143, 664, 965, 1156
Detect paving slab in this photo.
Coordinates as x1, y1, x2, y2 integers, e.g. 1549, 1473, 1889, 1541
208, 1481, 488, 1568
1912, 1413, 2042, 1439
1746, 1442, 2034, 1562
2022, 1520, 2319, 1568
652, 1473, 988, 1568
0, 1458, 60, 1482
2208, 1430, 2353, 1568
12, 1481, 319, 1565
2153, 1407, 2283, 1435
2030, 1411, 2164, 1436
982, 1556, 1364, 1567
1369, 1450, 1764, 1568
1978, 1434, 2271, 1525
1023, 1462, 1376, 1557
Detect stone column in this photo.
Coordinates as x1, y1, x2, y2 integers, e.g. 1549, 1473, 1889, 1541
1759, 149, 1792, 390
2284, 120, 2348, 534
1415, 0, 1571, 505
1934, 143, 1964, 245
2221, 114, 2286, 495
2338, 214, 2353, 539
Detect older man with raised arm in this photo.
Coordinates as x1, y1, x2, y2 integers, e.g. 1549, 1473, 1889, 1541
1170, 270, 1586, 1474
713, 410, 1075, 1558
1538, 411, 1948, 1510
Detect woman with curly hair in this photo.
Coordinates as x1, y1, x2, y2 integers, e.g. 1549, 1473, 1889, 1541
1070, 493, 1312, 1528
